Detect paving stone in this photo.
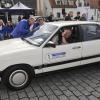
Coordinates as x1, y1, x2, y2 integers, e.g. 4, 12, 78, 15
58, 95, 69, 100
75, 85, 84, 91
9, 94, 19, 100
58, 85, 67, 91
8, 90, 17, 96
32, 86, 42, 92
69, 95, 79, 100
30, 97, 38, 100
53, 89, 63, 96
44, 89, 54, 96
68, 86, 77, 91
88, 95, 99, 100
48, 95, 58, 100
95, 87, 100, 92
92, 91, 100, 98
25, 87, 33, 93
18, 91, 27, 99
81, 90, 91, 96
78, 95, 88, 100
27, 91, 36, 98
63, 90, 73, 97
39, 96, 48, 100
36, 91, 45, 97
1, 92, 9, 100
20, 98, 29, 100
85, 86, 94, 92
70, 81, 79, 86
72, 90, 82, 96
1, 99, 9, 100
63, 82, 70, 87
50, 85, 58, 90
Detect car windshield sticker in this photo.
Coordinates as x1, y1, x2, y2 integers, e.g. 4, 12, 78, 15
49, 52, 66, 59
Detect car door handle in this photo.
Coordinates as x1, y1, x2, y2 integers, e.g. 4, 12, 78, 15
72, 46, 81, 49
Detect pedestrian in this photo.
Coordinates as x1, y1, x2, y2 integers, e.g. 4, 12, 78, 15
0, 19, 6, 40
11, 15, 30, 38
48, 13, 53, 22
29, 16, 39, 33
91, 15, 94, 20
5, 21, 14, 39
65, 11, 73, 21
33, 17, 45, 36
74, 12, 81, 21
80, 13, 87, 21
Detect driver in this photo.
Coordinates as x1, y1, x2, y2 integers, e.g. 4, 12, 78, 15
61, 28, 72, 44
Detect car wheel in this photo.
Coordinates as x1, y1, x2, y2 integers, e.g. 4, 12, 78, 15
2, 65, 33, 90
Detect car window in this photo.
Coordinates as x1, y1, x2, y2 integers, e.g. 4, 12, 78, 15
50, 25, 81, 45
81, 24, 100, 41
25, 24, 58, 46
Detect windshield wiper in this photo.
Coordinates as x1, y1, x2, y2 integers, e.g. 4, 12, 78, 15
21, 37, 34, 45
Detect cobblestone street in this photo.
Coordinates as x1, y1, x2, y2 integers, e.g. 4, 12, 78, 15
1, 63, 100, 100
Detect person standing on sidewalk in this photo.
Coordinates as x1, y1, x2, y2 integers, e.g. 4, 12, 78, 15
11, 15, 30, 38
65, 11, 73, 21
0, 19, 6, 40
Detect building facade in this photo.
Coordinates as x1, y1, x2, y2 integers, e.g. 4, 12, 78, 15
38, 0, 100, 21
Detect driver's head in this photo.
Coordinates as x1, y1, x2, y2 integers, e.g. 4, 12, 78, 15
62, 28, 72, 39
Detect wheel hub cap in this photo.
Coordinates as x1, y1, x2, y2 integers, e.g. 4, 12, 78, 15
9, 70, 28, 88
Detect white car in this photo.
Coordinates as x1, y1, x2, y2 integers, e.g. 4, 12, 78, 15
0, 21, 100, 90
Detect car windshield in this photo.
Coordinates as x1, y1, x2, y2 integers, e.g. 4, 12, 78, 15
25, 24, 58, 46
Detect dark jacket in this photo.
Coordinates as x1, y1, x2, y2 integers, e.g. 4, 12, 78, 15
0, 25, 6, 35
6, 25, 14, 34
65, 15, 72, 21
74, 16, 81, 20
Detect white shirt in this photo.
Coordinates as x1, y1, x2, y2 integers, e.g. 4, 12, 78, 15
30, 24, 34, 32
0, 26, 2, 30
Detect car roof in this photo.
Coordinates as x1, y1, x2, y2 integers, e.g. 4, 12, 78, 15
47, 21, 100, 27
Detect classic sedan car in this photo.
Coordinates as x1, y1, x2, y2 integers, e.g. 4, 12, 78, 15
0, 21, 100, 90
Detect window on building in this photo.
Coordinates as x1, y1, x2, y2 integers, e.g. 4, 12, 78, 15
56, 0, 62, 5
57, 12, 61, 18
84, 0, 89, 6
68, 0, 74, 6
78, 0, 82, 7
62, 0, 68, 5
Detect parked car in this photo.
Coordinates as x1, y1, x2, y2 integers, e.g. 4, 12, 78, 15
0, 21, 100, 90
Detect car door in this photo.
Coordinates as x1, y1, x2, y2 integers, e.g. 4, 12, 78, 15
81, 24, 100, 65
42, 25, 82, 73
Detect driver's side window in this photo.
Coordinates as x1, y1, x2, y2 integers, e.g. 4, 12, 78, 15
50, 25, 80, 45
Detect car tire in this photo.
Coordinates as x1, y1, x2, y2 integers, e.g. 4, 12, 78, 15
2, 65, 33, 90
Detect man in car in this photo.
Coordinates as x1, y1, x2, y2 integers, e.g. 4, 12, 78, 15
52, 27, 72, 45
61, 28, 72, 44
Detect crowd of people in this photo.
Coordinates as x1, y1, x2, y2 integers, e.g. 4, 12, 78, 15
0, 11, 89, 41
0, 15, 45, 40
64, 11, 87, 21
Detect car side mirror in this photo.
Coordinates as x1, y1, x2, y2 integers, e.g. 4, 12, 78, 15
45, 41, 56, 48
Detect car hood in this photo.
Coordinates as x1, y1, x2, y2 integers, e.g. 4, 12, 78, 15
0, 38, 37, 54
